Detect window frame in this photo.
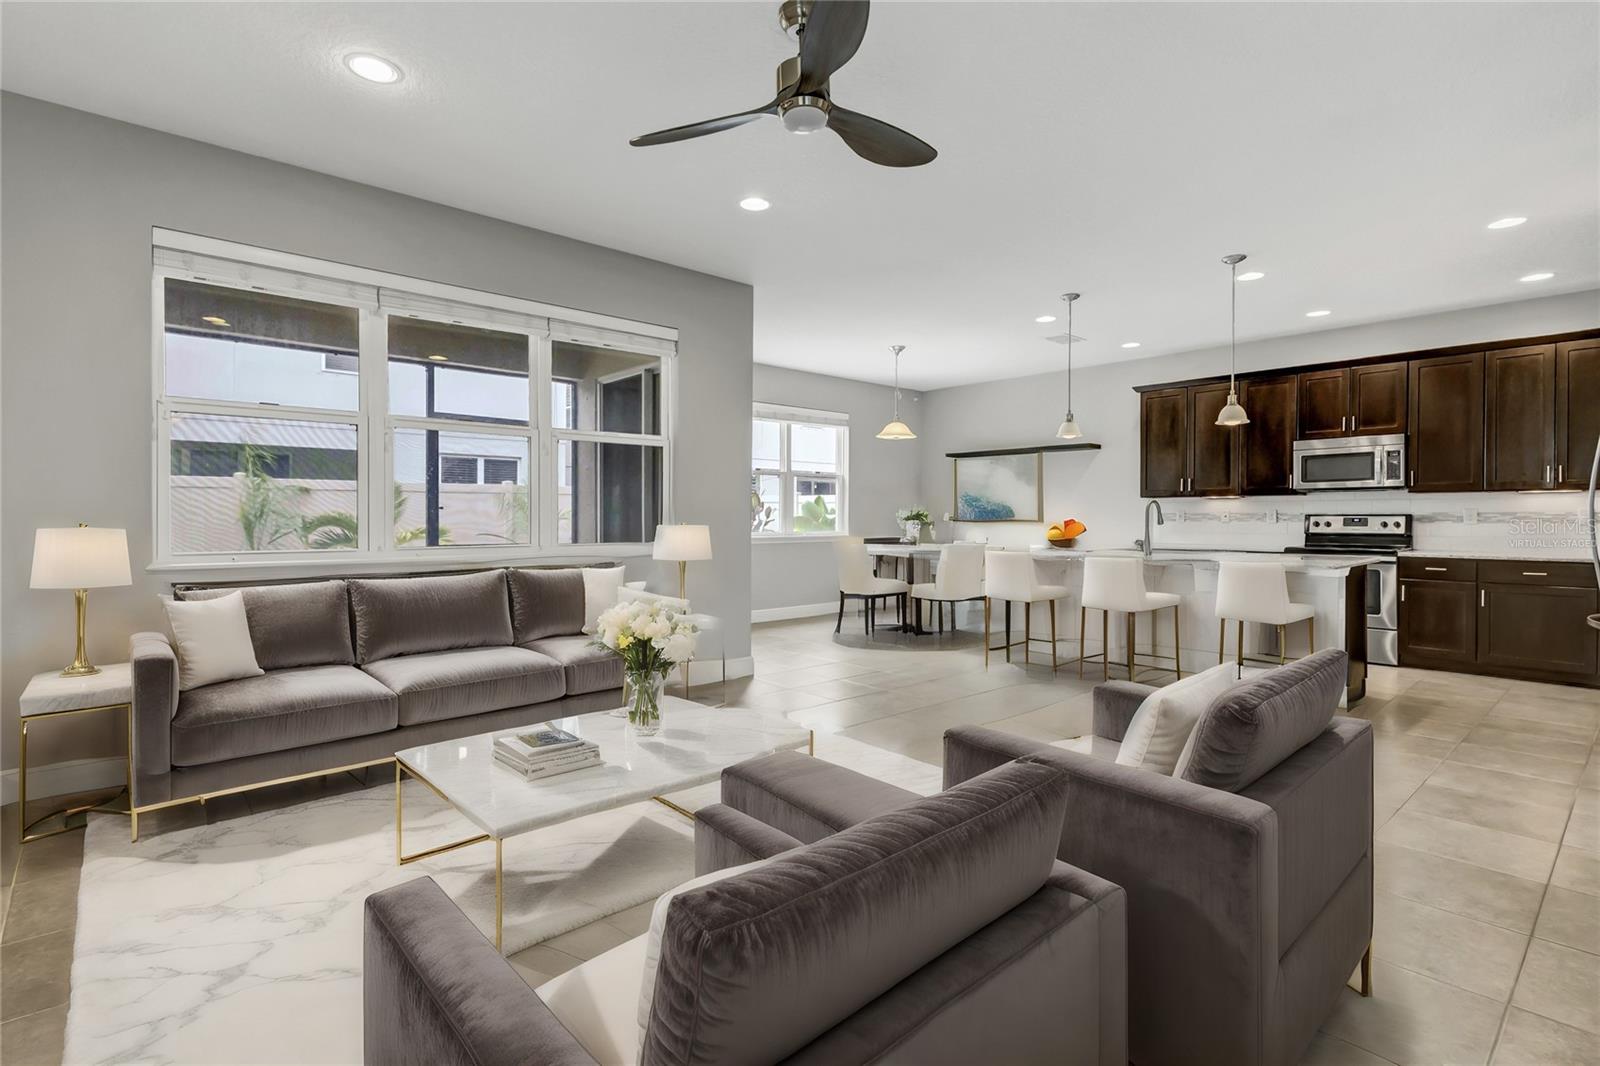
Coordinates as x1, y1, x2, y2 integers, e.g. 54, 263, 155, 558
751, 409, 849, 538
150, 237, 677, 574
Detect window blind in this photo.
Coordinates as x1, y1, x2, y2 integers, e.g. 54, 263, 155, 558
153, 247, 378, 307
752, 401, 850, 427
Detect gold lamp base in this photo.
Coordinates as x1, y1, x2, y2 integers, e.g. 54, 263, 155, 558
60, 588, 100, 677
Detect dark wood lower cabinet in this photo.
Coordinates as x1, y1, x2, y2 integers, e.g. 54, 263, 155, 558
1478, 583, 1600, 679
1398, 578, 1477, 670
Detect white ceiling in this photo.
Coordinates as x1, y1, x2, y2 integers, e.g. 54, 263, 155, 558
3, 2, 1596, 390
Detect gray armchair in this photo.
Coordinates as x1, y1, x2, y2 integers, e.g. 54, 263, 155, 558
943, 650, 1373, 1066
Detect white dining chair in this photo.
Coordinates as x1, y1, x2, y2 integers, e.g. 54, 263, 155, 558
834, 537, 910, 635
910, 542, 986, 634
1216, 561, 1315, 668
1080, 556, 1183, 682
983, 549, 1069, 669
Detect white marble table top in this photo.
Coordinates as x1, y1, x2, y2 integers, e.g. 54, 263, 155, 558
20, 662, 133, 717
396, 697, 810, 839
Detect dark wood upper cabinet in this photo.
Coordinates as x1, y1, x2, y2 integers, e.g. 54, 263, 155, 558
1188, 382, 1243, 497
1485, 344, 1556, 490
1408, 351, 1484, 492
1297, 368, 1349, 439
1140, 387, 1188, 498
1556, 338, 1600, 491
1239, 374, 1298, 494
1350, 361, 1408, 435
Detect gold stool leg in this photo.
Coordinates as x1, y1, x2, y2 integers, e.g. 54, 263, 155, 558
1079, 605, 1087, 679
1308, 616, 1316, 655
1102, 610, 1109, 681
1218, 618, 1226, 665
1023, 606, 1031, 666
1125, 613, 1135, 682
1049, 600, 1058, 672
1236, 620, 1244, 670
983, 598, 991, 668
1173, 604, 1182, 680
1279, 624, 1287, 665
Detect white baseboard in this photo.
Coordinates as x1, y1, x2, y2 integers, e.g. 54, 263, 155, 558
1, 755, 127, 807
752, 602, 839, 624
685, 655, 754, 686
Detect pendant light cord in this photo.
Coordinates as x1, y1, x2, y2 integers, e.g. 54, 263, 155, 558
892, 345, 903, 419
1066, 298, 1073, 414
1229, 258, 1238, 393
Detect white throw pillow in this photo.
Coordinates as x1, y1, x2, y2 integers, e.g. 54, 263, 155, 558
1115, 663, 1243, 775
636, 855, 775, 1054
581, 566, 627, 634
162, 591, 264, 691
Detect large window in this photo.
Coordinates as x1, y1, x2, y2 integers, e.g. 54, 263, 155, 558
751, 405, 847, 536
154, 238, 676, 565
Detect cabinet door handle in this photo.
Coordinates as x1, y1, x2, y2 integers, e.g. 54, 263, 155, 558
1480, 589, 1486, 607
1409, 470, 1415, 487
1400, 585, 1406, 603
1522, 571, 1548, 577
1558, 464, 1564, 482
1546, 465, 1552, 484
1425, 566, 1448, 572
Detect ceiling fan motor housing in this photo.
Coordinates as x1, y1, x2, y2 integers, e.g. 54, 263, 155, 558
779, 0, 814, 37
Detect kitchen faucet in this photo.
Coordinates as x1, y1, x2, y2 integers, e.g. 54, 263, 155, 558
1136, 499, 1164, 557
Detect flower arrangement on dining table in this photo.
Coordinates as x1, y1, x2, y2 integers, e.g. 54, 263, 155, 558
591, 599, 699, 734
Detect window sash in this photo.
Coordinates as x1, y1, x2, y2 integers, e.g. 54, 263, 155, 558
750, 417, 847, 536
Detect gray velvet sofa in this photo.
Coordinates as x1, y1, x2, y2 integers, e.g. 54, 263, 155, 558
129, 567, 623, 812
943, 649, 1373, 1066
364, 756, 1128, 1066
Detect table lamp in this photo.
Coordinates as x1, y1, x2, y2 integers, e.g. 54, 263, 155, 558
652, 524, 713, 601
31, 525, 132, 676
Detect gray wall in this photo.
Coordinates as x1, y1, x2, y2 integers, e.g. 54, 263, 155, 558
751, 364, 923, 613
914, 290, 1600, 552
1, 93, 754, 775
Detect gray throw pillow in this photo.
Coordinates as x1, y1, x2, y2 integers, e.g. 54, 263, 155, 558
642, 757, 1070, 1066
506, 567, 587, 642
349, 570, 513, 663
177, 580, 353, 671
1179, 649, 1348, 792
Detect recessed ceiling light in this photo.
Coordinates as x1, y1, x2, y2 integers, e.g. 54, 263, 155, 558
201, 315, 230, 327
1519, 272, 1555, 282
739, 197, 770, 212
1235, 271, 1265, 282
1035, 315, 1056, 323
1487, 217, 1527, 229
345, 53, 402, 84
426, 354, 450, 362
1120, 341, 1141, 349
1305, 309, 1332, 318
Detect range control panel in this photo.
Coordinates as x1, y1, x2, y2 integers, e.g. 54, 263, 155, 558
1304, 514, 1411, 535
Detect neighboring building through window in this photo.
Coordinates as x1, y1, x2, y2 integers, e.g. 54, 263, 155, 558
751, 404, 847, 536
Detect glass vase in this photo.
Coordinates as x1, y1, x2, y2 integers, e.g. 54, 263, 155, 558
624, 672, 666, 736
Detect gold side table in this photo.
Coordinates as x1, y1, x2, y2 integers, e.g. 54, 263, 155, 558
18, 663, 133, 843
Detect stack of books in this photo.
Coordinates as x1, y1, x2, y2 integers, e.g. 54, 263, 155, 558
493, 726, 602, 781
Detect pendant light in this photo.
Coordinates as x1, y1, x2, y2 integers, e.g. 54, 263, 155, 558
1055, 292, 1082, 439
1215, 253, 1251, 426
877, 345, 916, 440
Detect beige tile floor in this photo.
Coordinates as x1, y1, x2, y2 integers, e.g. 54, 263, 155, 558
4, 615, 1599, 1064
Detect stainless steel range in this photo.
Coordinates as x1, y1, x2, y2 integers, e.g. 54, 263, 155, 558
1290, 513, 1413, 667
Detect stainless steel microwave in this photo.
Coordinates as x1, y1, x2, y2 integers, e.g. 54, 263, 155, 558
1292, 434, 1407, 491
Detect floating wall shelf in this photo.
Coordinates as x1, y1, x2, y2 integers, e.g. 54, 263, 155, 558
944, 443, 1102, 459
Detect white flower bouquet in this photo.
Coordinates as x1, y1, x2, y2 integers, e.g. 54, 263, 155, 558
591, 599, 698, 733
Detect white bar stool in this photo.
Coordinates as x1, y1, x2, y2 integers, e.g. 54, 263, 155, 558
1080, 556, 1182, 682
910, 543, 985, 634
833, 537, 909, 635
983, 550, 1069, 669
1215, 561, 1315, 667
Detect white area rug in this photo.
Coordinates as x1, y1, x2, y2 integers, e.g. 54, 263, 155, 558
64, 734, 940, 1066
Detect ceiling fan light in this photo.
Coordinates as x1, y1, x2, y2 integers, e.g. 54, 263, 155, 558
1056, 413, 1082, 440
1215, 393, 1250, 426
780, 99, 829, 134
877, 420, 916, 440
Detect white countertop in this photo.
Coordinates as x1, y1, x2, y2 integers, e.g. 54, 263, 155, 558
864, 542, 1381, 575
1398, 549, 1597, 562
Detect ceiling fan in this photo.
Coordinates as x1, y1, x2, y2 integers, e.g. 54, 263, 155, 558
629, 0, 937, 168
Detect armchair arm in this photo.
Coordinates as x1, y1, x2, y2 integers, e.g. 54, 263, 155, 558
1092, 681, 1154, 741
130, 632, 178, 779
364, 877, 597, 1066
694, 803, 805, 875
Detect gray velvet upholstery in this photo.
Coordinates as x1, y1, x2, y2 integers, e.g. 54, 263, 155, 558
171, 665, 398, 767
507, 567, 586, 642
362, 646, 566, 726
364, 876, 596, 1066
1181, 649, 1346, 792
694, 803, 805, 872
349, 571, 514, 663
523, 635, 623, 696
178, 580, 354, 670
643, 759, 1073, 1066
942, 654, 1373, 1066
1091, 680, 1149, 742
718, 750, 921, 843
130, 632, 179, 777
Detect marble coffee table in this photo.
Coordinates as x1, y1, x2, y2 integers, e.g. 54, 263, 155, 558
394, 696, 811, 950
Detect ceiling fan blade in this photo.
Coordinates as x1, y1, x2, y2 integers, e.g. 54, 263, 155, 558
827, 106, 937, 167
630, 100, 780, 147
798, 0, 870, 93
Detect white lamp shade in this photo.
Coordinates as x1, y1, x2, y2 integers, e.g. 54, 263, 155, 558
652, 524, 713, 562
876, 420, 917, 440
31, 527, 131, 589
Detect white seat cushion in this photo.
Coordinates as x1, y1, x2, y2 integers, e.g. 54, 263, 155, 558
995, 583, 1070, 604
536, 933, 648, 1066
846, 576, 907, 596
1115, 663, 1245, 775
910, 582, 982, 600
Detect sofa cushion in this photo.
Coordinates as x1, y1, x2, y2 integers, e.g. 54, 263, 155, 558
536, 934, 649, 1066
1179, 649, 1348, 792
171, 664, 398, 766
524, 635, 623, 696
1116, 663, 1246, 775
178, 580, 354, 670
362, 647, 566, 727
507, 568, 587, 643
642, 757, 1070, 1066
349, 571, 513, 663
